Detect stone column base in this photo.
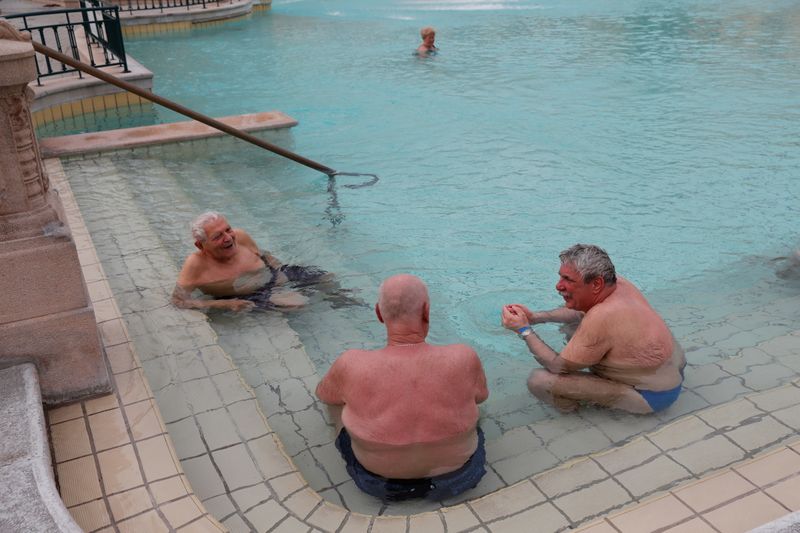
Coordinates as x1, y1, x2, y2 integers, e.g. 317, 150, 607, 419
0, 307, 110, 405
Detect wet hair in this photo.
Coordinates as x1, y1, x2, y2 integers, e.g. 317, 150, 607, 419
559, 244, 617, 285
377, 274, 429, 321
420, 26, 435, 39
191, 211, 224, 242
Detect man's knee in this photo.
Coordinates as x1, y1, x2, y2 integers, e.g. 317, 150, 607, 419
269, 290, 308, 307
527, 369, 551, 398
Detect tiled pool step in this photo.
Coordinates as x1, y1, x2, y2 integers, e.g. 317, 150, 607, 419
53, 143, 800, 514
48, 154, 800, 532
575, 442, 800, 533
39, 111, 297, 158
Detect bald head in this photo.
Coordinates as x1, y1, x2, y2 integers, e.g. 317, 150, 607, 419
377, 274, 429, 322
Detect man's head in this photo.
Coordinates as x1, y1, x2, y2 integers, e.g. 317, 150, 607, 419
556, 244, 617, 311
376, 274, 430, 329
191, 211, 237, 259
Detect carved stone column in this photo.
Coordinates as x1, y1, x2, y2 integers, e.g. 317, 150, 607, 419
0, 22, 111, 405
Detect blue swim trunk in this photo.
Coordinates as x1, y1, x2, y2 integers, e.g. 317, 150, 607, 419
637, 382, 682, 412
335, 427, 486, 502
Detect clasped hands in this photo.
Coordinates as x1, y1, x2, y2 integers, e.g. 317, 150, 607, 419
502, 303, 534, 331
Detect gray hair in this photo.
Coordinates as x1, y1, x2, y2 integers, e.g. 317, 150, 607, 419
377, 274, 429, 321
191, 211, 224, 242
559, 244, 617, 285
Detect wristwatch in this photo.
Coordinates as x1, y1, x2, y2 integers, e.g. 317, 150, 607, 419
517, 326, 532, 339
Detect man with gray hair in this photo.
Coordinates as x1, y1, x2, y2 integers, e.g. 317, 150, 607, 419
172, 212, 326, 311
502, 244, 685, 414
316, 274, 489, 501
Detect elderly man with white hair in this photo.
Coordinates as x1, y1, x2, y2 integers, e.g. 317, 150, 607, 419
172, 212, 327, 311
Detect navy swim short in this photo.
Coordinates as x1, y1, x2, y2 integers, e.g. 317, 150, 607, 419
335, 427, 486, 502
235, 264, 328, 308
278, 264, 328, 287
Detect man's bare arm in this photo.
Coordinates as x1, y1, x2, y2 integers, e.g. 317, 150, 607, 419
519, 330, 587, 374
324, 404, 344, 433
171, 284, 254, 312
235, 229, 283, 269
502, 306, 586, 374
260, 252, 283, 270
529, 306, 584, 324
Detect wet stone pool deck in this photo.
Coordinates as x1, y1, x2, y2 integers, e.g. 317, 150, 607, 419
48, 153, 800, 531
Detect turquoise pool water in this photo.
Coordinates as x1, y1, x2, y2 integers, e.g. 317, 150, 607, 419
63, 1, 800, 423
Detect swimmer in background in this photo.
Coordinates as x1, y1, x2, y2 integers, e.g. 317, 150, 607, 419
172, 212, 362, 312
416, 26, 438, 55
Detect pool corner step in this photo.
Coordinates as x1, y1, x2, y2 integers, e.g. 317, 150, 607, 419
39, 111, 298, 158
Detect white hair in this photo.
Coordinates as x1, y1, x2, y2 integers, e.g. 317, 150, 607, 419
191, 211, 224, 242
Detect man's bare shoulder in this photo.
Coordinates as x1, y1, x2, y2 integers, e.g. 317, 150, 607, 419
614, 277, 648, 300
441, 342, 478, 354
336, 348, 377, 362
432, 343, 480, 361
177, 251, 207, 287
234, 228, 260, 254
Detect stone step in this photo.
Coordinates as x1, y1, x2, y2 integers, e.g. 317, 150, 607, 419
750, 511, 800, 533
0, 363, 82, 533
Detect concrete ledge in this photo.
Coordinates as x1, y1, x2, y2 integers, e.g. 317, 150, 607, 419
39, 110, 298, 157
750, 511, 800, 533
120, 0, 253, 27
0, 363, 82, 533
30, 55, 153, 114
0, 308, 111, 405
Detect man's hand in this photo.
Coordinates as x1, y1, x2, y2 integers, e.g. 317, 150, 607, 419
261, 251, 283, 270
506, 303, 536, 323
502, 305, 530, 330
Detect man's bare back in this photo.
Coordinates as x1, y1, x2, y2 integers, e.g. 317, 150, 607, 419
560, 277, 683, 391
316, 274, 489, 501
317, 342, 488, 478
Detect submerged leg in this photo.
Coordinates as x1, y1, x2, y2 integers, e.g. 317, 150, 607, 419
268, 288, 308, 308
527, 369, 652, 414
280, 265, 369, 308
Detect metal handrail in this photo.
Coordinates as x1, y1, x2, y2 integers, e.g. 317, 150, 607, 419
7, 6, 128, 84
33, 40, 343, 177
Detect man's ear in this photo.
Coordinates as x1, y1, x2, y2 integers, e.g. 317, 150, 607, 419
591, 276, 605, 294
422, 301, 430, 324
194, 240, 203, 251
375, 303, 384, 323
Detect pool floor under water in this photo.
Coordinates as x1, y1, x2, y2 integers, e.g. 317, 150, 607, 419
59, 146, 800, 515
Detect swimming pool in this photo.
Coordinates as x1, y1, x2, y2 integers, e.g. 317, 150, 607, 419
58, 0, 800, 513
121, 0, 800, 391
